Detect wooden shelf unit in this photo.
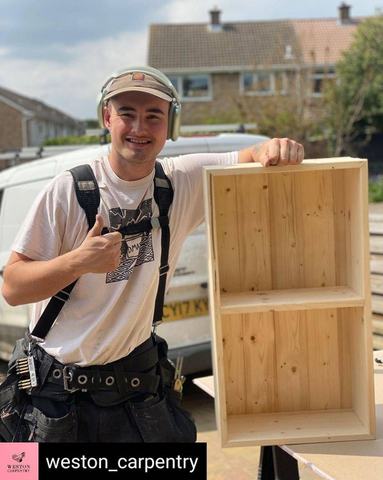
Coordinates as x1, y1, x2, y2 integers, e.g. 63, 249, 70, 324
203, 158, 376, 447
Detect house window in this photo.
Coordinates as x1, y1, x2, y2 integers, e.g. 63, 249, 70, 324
243, 72, 272, 95
310, 71, 336, 97
241, 72, 291, 96
168, 74, 211, 101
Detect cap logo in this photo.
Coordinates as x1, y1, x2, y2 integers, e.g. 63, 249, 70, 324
132, 73, 145, 81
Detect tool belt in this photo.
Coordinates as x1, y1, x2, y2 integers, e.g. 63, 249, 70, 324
8, 332, 175, 407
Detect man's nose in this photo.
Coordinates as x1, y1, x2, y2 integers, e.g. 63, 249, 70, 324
131, 116, 147, 135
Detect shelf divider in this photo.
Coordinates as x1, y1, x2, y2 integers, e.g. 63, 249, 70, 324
220, 286, 364, 314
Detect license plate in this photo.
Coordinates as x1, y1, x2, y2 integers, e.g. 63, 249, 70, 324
162, 297, 209, 322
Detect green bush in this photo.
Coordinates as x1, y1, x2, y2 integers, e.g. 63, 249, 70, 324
41, 135, 110, 146
369, 178, 383, 202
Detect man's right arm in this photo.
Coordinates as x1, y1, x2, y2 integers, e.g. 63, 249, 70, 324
2, 215, 122, 306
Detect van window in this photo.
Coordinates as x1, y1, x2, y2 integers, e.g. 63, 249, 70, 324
0, 179, 51, 252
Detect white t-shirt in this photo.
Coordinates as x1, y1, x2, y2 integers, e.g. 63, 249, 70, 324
12, 152, 238, 366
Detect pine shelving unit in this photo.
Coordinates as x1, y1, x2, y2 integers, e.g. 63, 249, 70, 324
203, 158, 376, 447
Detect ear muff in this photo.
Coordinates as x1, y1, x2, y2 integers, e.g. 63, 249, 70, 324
97, 66, 181, 141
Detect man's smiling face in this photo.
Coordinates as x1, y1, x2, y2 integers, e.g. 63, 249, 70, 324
104, 90, 169, 172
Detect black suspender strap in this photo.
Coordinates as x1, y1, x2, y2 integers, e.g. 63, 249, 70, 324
30, 165, 100, 340
152, 161, 173, 326
30, 161, 173, 340
69, 164, 100, 231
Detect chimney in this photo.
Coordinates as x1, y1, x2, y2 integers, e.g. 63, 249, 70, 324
209, 6, 222, 32
339, 2, 351, 25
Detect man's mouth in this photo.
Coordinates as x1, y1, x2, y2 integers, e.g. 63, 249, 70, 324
126, 137, 151, 145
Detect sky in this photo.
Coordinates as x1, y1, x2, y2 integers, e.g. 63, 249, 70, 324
1, 0, 382, 121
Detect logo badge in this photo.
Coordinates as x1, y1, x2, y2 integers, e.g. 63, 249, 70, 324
132, 73, 145, 81
12, 453, 25, 463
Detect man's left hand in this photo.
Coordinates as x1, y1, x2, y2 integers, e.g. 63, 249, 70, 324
250, 138, 304, 167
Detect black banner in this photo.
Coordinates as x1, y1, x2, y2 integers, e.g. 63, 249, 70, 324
39, 442, 207, 479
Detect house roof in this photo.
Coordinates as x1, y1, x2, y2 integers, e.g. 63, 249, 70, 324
149, 21, 302, 71
149, 15, 365, 72
292, 18, 363, 65
0, 86, 82, 126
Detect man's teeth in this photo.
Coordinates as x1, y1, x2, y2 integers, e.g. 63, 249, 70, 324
128, 138, 149, 144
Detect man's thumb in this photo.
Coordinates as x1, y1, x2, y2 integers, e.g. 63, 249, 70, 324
87, 214, 104, 237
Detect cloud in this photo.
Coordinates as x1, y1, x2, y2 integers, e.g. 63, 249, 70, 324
0, 30, 148, 120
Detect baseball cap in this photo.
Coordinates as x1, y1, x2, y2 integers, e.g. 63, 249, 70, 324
103, 72, 174, 103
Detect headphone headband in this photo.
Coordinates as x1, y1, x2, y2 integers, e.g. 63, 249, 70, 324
97, 66, 181, 141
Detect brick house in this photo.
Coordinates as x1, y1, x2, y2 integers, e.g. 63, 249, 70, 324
148, 3, 364, 126
0, 86, 84, 153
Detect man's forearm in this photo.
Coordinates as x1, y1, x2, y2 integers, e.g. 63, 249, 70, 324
238, 142, 267, 164
2, 249, 88, 306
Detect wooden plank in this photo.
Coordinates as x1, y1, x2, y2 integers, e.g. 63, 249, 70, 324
221, 314, 247, 415
370, 255, 383, 274
243, 312, 278, 414
345, 168, 365, 295
372, 315, 383, 335
369, 236, 383, 254
204, 157, 366, 176
337, 308, 352, 409
349, 306, 376, 437
300, 170, 336, 288
373, 334, 383, 350
372, 294, 383, 315
235, 173, 272, 291
369, 223, 383, 235
220, 286, 364, 314
306, 309, 341, 411
275, 311, 310, 412
213, 175, 241, 294
370, 274, 383, 294
333, 169, 348, 285
226, 410, 372, 447
268, 172, 305, 289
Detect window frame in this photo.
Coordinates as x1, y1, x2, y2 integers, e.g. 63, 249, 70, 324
168, 74, 212, 102
240, 71, 287, 96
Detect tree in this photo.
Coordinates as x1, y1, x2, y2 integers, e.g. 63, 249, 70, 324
326, 12, 383, 156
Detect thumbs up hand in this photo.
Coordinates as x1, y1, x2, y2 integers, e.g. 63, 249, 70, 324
76, 214, 122, 274
87, 213, 105, 238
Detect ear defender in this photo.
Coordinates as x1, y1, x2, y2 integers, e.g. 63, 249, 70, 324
97, 66, 181, 141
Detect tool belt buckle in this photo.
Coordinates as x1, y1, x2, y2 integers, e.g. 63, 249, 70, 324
63, 367, 79, 393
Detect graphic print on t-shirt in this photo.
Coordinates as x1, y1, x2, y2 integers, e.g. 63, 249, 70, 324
106, 199, 154, 283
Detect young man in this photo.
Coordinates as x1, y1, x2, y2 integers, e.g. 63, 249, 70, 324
1, 67, 304, 442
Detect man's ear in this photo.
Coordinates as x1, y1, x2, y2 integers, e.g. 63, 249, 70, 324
104, 104, 111, 129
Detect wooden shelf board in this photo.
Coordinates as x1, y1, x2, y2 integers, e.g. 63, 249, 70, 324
225, 409, 373, 447
220, 286, 364, 314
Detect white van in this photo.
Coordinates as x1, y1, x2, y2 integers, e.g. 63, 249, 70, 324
0, 133, 269, 374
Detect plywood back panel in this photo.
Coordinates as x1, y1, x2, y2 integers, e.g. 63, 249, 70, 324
306, 309, 341, 410
221, 307, 353, 416
221, 314, 247, 415
236, 174, 273, 292
268, 172, 305, 289
213, 175, 241, 293
212, 168, 359, 294
275, 310, 310, 412
243, 312, 278, 414
300, 171, 337, 288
